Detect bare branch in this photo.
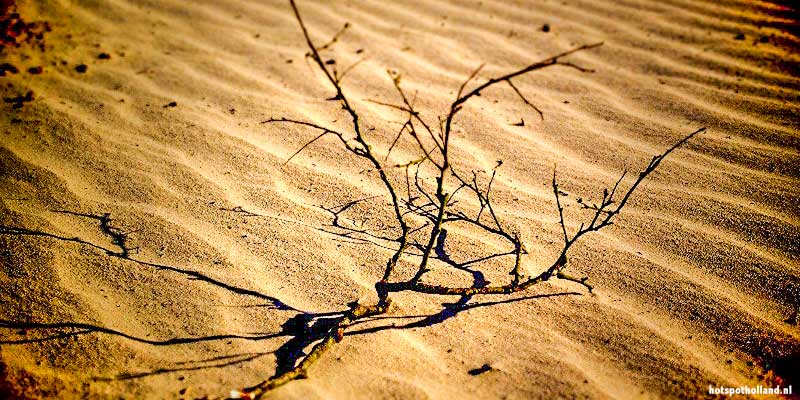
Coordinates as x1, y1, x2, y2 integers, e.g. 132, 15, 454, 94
507, 79, 544, 121
239, 4, 702, 398
315, 22, 350, 53
456, 63, 486, 99
384, 120, 411, 161
552, 170, 570, 244
336, 57, 366, 83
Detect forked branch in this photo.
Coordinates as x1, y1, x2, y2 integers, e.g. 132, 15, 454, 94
224, 1, 704, 398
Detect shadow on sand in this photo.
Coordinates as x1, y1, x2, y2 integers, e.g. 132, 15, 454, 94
0, 208, 579, 383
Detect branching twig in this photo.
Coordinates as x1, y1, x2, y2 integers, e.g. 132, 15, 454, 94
227, 1, 704, 398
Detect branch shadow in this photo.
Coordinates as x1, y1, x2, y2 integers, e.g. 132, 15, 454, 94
0, 320, 283, 346
1, 210, 297, 311
0, 206, 582, 387
104, 352, 273, 381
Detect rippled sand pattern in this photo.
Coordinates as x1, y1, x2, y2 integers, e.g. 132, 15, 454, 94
0, 0, 798, 398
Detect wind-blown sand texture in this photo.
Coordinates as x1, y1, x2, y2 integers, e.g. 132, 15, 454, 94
1, 0, 798, 399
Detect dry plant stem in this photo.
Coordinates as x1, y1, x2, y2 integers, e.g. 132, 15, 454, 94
284, 0, 410, 289
240, 1, 704, 397
440, 41, 604, 161
507, 79, 544, 120
241, 303, 388, 398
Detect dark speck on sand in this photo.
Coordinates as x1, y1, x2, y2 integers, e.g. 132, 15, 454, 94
468, 364, 493, 376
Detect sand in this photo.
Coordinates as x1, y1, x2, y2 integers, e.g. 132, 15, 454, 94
0, 0, 798, 399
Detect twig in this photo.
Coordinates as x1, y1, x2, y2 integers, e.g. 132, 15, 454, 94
229, 1, 703, 398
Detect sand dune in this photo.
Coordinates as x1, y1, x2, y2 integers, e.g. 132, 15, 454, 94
1, 0, 798, 399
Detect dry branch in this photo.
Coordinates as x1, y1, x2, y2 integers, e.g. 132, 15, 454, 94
229, 1, 705, 398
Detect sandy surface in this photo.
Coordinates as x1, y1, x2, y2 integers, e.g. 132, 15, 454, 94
1, 0, 798, 399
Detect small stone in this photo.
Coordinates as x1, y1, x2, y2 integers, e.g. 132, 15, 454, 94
542, 23, 550, 32
75, 64, 88, 73
734, 33, 745, 40
27, 66, 43, 74
163, 101, 177, 108
98, 52, 111, 59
